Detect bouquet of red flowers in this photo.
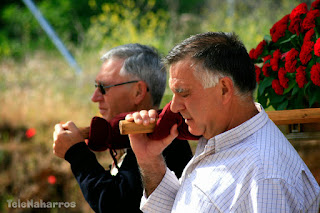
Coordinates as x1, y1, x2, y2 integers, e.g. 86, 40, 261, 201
250, 0, 320, 110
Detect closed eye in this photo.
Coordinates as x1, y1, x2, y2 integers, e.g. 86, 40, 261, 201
174, 88, 190, 98
180, 93, 189, 98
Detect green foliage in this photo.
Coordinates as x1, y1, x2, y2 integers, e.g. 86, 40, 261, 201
0, 0, 104, 58
0, 0, 309, 58
200, 0, 303, 49
0, 3, 49, 58
84, 0, 170, 54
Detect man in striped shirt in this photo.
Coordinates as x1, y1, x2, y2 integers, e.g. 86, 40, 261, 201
127, 32, 320, 212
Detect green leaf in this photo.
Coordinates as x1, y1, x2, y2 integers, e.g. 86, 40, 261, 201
264, 35, 271, 42
308, 58, 316, 69
258, 77, 273, 96
304, 82, 312, 95
276, 100, 289, 110
269, 94, 286, 104
314, 21, 320, 38
283, 80, 296, 95
257, 93, 268, 108
279, 34, 297, 45
308, 86, 320, 107
291, 90, 305, 109
291, 84, 300, 96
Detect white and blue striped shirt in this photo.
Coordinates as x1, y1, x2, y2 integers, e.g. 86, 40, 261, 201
141, 104, 320, 212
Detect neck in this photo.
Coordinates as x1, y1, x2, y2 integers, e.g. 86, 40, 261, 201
135, 98, 158, 111
203, 96, 258, 140
225, 97, 258, 132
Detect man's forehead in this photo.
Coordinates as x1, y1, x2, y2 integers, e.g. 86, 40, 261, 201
169, 74, 190, 92
96, 70, 115, 83
169, 61, 194, 82
168, 59, 206, 93
96, 59, 126, 82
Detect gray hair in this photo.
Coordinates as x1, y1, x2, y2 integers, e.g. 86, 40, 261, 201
165, 32, 256, 98
192, 62, 224, 88
101, 43, 166, 107
192, 63, 244, 98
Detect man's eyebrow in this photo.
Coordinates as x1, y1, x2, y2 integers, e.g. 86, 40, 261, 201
95, 80, 110, 85
174, 88, 188, 93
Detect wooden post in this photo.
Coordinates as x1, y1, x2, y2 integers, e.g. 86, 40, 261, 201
266, 108, 320, 125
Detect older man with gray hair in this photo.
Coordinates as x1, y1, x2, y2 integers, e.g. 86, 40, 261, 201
53, 43, 193, 213
127, 32, 320, 212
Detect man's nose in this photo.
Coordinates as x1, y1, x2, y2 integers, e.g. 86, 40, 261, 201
91, 88, 103, 102
170, 94, 184, 113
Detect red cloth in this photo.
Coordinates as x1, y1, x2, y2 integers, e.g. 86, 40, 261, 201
86, 102, 200, 151
148, 101, 199, 140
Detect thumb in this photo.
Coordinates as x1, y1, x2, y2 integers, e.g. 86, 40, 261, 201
64, 121, 84, 142
63, 121, 78, 132
163, 124, 179, 147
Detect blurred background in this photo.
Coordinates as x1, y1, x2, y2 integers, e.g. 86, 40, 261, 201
0, 0, 318, 212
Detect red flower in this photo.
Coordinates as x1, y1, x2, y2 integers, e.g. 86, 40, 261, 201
311, 0, 320, 9
270, 14, 290, 42
300, 41, 314, 65
285, 48, 299, 73
290, 3, 308, 20
25, 128, 36, 139
278, 67, 289, 88
310, 63, 320, 86
262, 55, 272, 77
288, 3, 308, 35
262, 63, 271, 77
254, 40, 267, 59
270, 49, 281, 71
272, 79, 284, 95
302, 9, 320, 31
249, 48, 256, 60
296, 66, 308, 88
289, 16, 303, 35
263, 55, 272, 62
251, 1, 320, 110
255, 65, 261, 84
281, 51, 289, 59
47, 175, 57, 185
314, 38, 320, 56
304, 29, 315, 43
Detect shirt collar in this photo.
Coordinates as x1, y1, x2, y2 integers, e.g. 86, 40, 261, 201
204, 103, 269, 153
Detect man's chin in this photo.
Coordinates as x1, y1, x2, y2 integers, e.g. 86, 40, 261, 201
188, 126, 203, 137
99, 110, 109, 120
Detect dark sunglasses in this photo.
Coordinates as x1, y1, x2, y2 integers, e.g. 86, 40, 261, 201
95, 80, 139, 95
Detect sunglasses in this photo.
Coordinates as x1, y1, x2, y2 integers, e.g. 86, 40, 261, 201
95, 80, 139, 95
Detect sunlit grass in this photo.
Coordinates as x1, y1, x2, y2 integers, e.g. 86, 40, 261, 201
0, 50, 112, 212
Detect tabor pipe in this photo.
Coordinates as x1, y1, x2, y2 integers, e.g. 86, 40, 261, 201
78, 120, 157, 138
119, 120, 156, 135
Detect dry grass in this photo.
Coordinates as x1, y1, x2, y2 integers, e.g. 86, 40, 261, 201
0, 51, 114, 212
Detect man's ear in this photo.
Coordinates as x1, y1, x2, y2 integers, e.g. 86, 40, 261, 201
219, 77, 234, 104
133, 81, 148, 105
